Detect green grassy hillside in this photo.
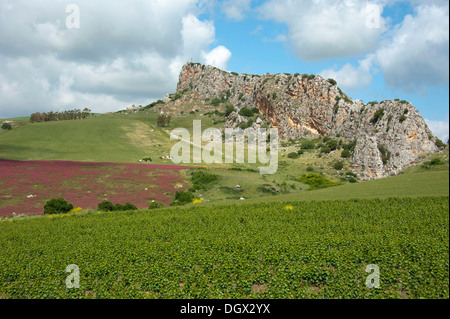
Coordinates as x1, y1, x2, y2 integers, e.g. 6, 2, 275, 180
0, 116, 175, 164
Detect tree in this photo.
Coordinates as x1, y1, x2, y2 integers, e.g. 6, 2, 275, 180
44, 198, 73, 215
157, 115, 171, 127
98, 200, 114, 212
1, 122, 12, 130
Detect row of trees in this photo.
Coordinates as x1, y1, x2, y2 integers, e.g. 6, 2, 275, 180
30, 108, 91, 123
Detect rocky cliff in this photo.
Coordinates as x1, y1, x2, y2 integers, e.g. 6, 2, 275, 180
164, 62, 440, 180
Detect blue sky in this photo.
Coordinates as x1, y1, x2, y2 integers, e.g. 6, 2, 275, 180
0, 0, 448, 140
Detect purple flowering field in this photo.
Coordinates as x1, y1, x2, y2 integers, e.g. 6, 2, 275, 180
0, 159, 190, 216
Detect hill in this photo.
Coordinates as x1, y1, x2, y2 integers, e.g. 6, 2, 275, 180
157, 62, 443, 180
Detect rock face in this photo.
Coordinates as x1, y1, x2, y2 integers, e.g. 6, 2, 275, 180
166, 62, 439, 180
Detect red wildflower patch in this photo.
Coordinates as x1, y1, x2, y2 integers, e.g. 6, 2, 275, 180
0, 160, 191, 216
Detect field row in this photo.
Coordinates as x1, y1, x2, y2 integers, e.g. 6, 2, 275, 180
0, 196, 448, 299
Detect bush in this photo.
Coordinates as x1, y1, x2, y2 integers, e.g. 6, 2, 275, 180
341, 149, 351, 158
171, 191, 195, 206
306, 166, 314, 172
370, 108, 385, 124
422, 157, 445, 169
157, 115, 171, 127
435, 138, 445, 148
44, 198, 73, 215
189, 170, 220, 191
98, 200, 114, 212
225, 105, 235, 117
320, 146, 331, 154
378, 144, 391, 165
287, 152, 299, 159
98, 200, 137, 211
1, 123, 12, 130
327, 78, 337, 86
301, 140, 316, 150
297, 149, 305, 155
298, 173, 340, 190
238, 108, 254, 117
332, 160, 344, 170
399, 115, 407, 123
326, 139, 338, 151
148, 201, 165, 209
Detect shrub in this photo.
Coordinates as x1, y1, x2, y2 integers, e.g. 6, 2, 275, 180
171, 191, 194, 206
378, 144, 391, 165
301, 140, 316, 150
189, 170, 220, 191
435, 138, 445, 148
148, 201, 165, 209
320, 146, 331, 154
341, 149, 351, 158
44, 198, 73, 215
297, 149, 305, 155
306, 166, 314, 172
332, 160, 344, 170
370, 108, 385, 124
326, 139, 338, 151
328, 78, 337, 86
238, 108, 254, 117
225, 105, 235, 117
298, 173, 340, 190
399, 115, 407, 123
287, 152, 299, 159
157, 115, 171, 127
422, 157, 445, 169
98, 200, 114, 212
1, 123, 12, 130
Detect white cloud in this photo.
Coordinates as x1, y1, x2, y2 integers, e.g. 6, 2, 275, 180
222, 0, 252, 21
260, 0, 387, 61
374, 4, 449, 92
202, 46, 232, 70
320, 56, 374, 90
426, 115, 449, 143
0, 0, 232, 118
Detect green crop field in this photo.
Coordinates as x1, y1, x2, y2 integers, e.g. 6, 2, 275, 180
0, 196, 448, 299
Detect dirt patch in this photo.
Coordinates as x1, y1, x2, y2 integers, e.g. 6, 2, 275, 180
252, 283, 268, 294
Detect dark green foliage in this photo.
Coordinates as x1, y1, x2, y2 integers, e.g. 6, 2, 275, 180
306, 166, 314, 172
44, 198, 73, 215
157, 115, 171, 127
210, 98, 228, 106
435, 138, 445, 148
422, 157, 445, 169
98, 200, 114, 212
238, 108, 254, 117
404, 108, 409, 114
378, 144, 391, 165
251, 107, 260, 114
189, 170, 220, 192
256, 184, 279, 195
148, 201, 164, 209
287, 152, 299, 159
1, 123, 12, 130
98, 200, 137, 212
171, 191, 195, 206
341, 149, 351, 158
320, 146, 331, 154
301, 139, 316, 150
327, 78, 337, 86
307, 74, 316, 80
332, 160, 345, 170
298, 173, 340, 190
325, 139, 338, 151
297, 149, 305, 155
231, 72, 239, 76
371, 108, 385, 124
399, 115, 407, 123
225, 105, 235, 117
344, 96, 353, 104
